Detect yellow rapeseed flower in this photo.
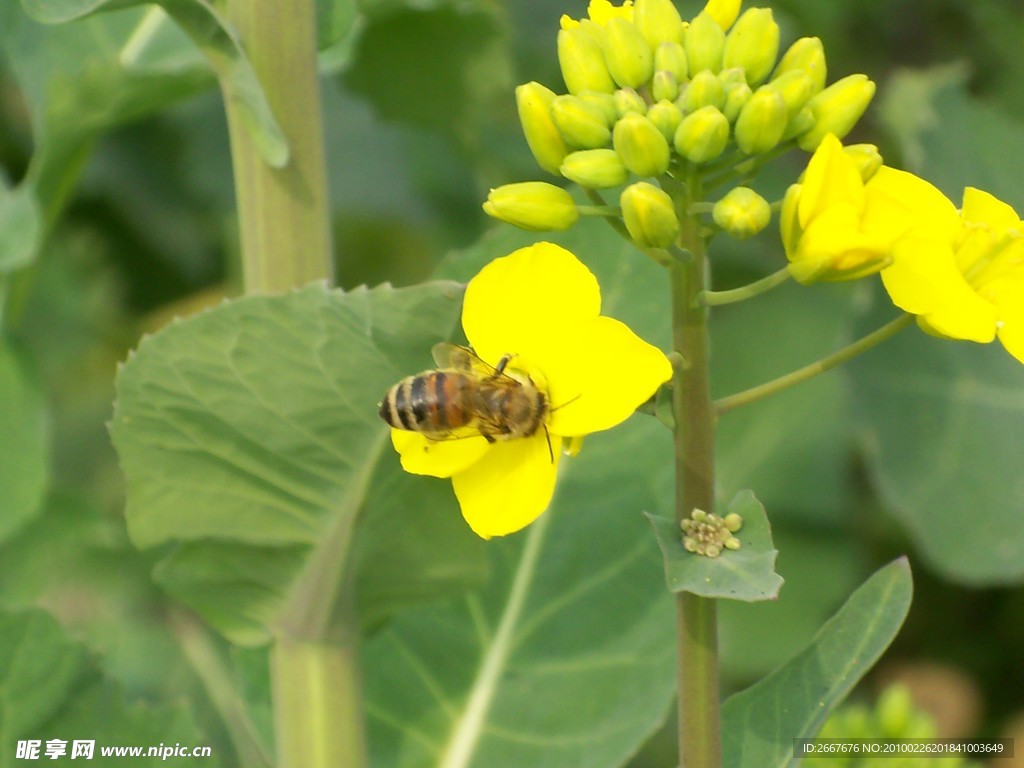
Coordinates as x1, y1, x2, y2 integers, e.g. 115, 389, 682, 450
389, 243, 672, 538
780, 134, 958, 283
881, 187, 1024, 363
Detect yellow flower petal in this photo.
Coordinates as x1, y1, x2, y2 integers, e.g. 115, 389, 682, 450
452, 433, 559, 538
462, 242, 601, 365
525, 316, 671, 436
962, 186, 1021, 231
392, 429, 491, 478
861, 167, 960, 245
798, 134, 864, 231
587, 0, 633, 25
882, 236, 997, 342
997, 310, 1024, 365
779, 182, 802, 259
789, 204, 889, 283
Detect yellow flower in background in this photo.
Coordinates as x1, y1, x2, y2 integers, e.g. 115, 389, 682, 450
388, 242, 672, 539
780, 134, 958, 283
560, 0, 634, 30
882, 187, 1024, 363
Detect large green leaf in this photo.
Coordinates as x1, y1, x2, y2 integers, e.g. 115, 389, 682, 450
0, 608, 219, 768
362, 417, 677, 768
0, 340, 48, 541
721, 558, 913, 768
110, 282, 487, 645
848, 298, 1024, 584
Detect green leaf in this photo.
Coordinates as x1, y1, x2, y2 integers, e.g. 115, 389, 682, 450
18, 0, 288, 168
848, 300, 1024, 584
0, 607, 220, 768
0, 341, 48, 541
363, 418, 677, 768
647, 490, 783, 601
0, 180, 42, 273
110, 282, 487, 645
721, 558, 913, 768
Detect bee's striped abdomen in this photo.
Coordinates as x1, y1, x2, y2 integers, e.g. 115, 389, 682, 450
379, 371, 476, 435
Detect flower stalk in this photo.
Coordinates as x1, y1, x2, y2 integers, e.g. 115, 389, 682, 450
671, 181, 722, 768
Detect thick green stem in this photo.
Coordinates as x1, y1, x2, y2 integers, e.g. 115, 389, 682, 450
219, 1, 360, 766
715, 312, 913, 415
671, 195, 721, 768
224, 0, 333, 293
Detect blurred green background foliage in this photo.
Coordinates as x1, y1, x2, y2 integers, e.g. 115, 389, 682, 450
1, 0, 1023, 765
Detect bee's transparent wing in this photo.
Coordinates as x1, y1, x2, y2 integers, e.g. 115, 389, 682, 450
431, 342, 498, 376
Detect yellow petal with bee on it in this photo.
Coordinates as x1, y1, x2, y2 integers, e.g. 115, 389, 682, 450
451, 432, 560, 539
524, 315, 672, 437
461, 241, 601, 367
391, 429, 491, 478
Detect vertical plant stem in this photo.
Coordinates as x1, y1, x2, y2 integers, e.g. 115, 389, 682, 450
219, 1, 361, 766
225, 0, 333, 293
671, 185, 721, 768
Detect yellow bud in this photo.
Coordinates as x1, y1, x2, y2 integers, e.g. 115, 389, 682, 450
633, 0, 683, 48
673, 105, 729, 163
685, 12, 725, 75
797, 74, 876, 151
780, 106, 814, 141
877, 685, 915, 738
551, 95, 612, 149
724, 536, 741, 550
647, 99, 683, 141
558, 26, 616, 95
717, 66, 746, 90
613, 112, 671, 176
560, 148, 630, 188
774, 36, 827, 94
765, 69, 814, 116
621, 181, 679, 248
702, 0, 740, 30
712, 186, 771, 238
723, 512, 743, 532
654, 41, 688, 82
578, 90, 619, 124
614, 87, 647, 117
679, 68, 724, 112
652, 70, 679, 102
515, 82, 570, 174
722, 81, 752, 123
483, 182, 579, 230
843, 143, 883, 182
734, 86, 787, 155
723, 8, 780, 87
602, 17, 655, 89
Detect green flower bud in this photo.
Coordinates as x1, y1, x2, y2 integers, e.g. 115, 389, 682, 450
516, 82, 570, 174
722, 81, 752, 123
723, 512, 743, 532
558, 26, 616, 95
578, 90, 619, 124
560, 148, 629, 188
652, 70, 679, 102
843, 143, 883, 181
551, 95, 612, 149
712, 186, 771, 238
621, 181, 679, 248
633, 0, 683, 48
774, 36, 827, 94
673, 105, 729, 163
602, 17, 654, 89
780, 106, 814, 141
877, 685, 914, 738
685, 12, 725, 75
613, 112, 671, 176
679, 69, 725, 112
797, 74, 876, 151
722, 8, 780, 87
614, 87, 647, 117
717, 66, 746, 90
483, 182, 579, 230
764, 69, 814, 116
647, 99, 683, 141
734, 86, 787, 155
654, 41, 688, 82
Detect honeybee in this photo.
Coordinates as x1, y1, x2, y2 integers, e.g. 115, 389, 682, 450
379, 343, 549, 446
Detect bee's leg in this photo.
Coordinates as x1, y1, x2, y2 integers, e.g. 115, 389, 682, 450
544, 426, 554, 463
494, 354, 512, 376
483, 434, 496, 444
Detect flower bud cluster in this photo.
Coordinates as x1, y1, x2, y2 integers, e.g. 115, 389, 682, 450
681, 508, 742, 558
484, 0, 876, 247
